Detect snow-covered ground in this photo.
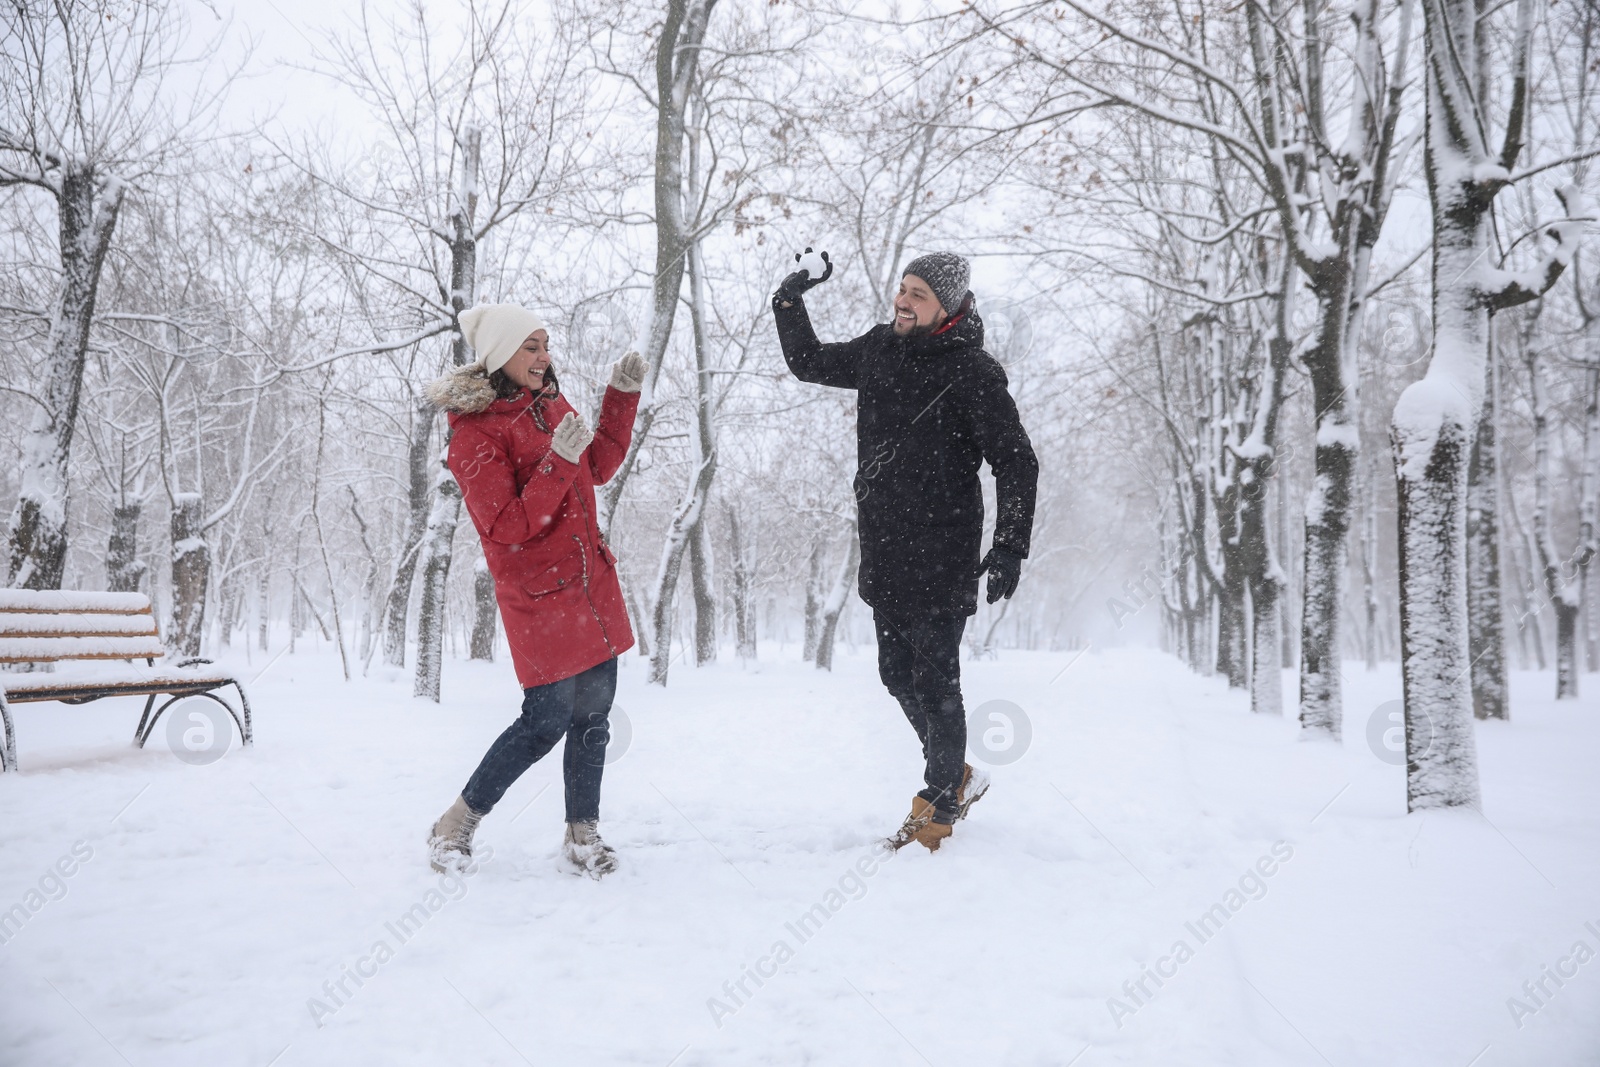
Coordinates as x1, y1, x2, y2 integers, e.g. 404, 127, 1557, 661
2, 640, 1597, 1066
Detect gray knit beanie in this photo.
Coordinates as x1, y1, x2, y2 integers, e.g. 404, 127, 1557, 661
901, 252, 971, 316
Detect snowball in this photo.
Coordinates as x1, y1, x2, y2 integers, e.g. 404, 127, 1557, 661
797, 248, 828, 280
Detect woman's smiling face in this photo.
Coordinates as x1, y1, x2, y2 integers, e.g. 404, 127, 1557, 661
501, 330, 551, 390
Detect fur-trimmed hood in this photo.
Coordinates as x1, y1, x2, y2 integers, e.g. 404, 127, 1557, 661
424, 360, 499, 414
424, 360, 561, 415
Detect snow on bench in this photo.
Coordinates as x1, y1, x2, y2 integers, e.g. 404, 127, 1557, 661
0, 591, 252, 773
0, 636, 168, 663
0, 590, 152, 614
0, 612, 161, 638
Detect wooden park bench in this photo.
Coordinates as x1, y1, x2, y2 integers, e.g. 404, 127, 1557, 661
0, 590, 252, 772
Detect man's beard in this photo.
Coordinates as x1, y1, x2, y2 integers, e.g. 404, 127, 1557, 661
893, 317, 936, 338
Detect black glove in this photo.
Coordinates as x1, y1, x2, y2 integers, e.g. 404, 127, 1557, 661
773, 247, 833, 307
978, 545, 1022, 604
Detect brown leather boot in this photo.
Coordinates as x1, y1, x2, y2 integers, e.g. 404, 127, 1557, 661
887, 796, 956, 852
886, 796, 935, 850
912, 816, 953, 852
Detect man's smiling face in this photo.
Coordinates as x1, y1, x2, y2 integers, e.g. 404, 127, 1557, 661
892, 275, 948, 336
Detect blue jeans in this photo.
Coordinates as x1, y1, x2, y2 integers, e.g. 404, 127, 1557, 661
461, 657, 618, 822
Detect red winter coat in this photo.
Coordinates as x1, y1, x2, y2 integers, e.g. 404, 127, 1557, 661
438, 372, 638, 688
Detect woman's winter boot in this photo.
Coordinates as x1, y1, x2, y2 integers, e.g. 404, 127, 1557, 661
563, 820, 618, 879
428, 795, 484, 873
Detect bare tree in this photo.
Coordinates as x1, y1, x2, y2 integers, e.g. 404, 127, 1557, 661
0, 0, 228, 589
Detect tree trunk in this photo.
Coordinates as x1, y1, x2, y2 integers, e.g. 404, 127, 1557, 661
1251, 574, 1283, 716
684, 232, 718, 669
1392, 235, 1486, 807
7, 166, 124, 589
413, 125, 480, 701
802, 540, 823, 662
106, 503, 145, 592
1580, 364, 1600, 672
1527, 320, 1580, 700
1391, 0, 1579, 809
1216, 560, 1248, 689
413, 466, 462, 701
311, 404, 351, 681
689, 513, 716, 665
470, 557, 497, 661
729, 510, 757, 660
218, 583, 241, 649
258, 566, 271, 652
646, 454, 716, 686
169, 493, 208, 658
1393, 416, 1482, 809
1276, 472, 1295, 669
624, 577, 652, 658
1361, 470, 1380, 671
1467, 349, 1508, 718
383, 401, 436, 668
1299, 259, 1362, 736
646, 206, 719, 685
814, 526, 860, 672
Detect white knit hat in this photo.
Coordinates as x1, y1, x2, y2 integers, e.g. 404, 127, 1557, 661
456, 303, 548, 374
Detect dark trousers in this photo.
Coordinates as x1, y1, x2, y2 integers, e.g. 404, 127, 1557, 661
873, 611, 967, 823
461, 657, 618, 822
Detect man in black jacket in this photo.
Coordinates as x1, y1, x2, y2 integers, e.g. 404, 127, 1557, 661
773, 250, 1038, 851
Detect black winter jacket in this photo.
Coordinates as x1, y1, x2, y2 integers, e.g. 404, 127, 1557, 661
775, 296, 1038, 617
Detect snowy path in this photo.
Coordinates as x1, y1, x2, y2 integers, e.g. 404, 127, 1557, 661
2, 643, 1597, 1066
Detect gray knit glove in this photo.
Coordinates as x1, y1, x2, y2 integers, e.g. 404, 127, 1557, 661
551, 411, 594, 464
608, 351, 648, 393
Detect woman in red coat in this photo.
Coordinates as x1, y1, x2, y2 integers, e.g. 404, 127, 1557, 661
424, 302, 646, 879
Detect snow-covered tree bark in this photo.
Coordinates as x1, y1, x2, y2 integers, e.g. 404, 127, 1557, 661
106, 503, 146, 593
645, 73, 722, 684
1467, 343, 1508, 718
413, 126, 480, 702
1361, 467, 1381, 671
412, 465, 461, 701
5, 166, 124, 589
169, 493, 208, 657
688, 514, 717, 666
1580, 363, 1600, 674
1391, 0, 1585, 809
728, 510, 757, 660
383, 402, 436, 668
